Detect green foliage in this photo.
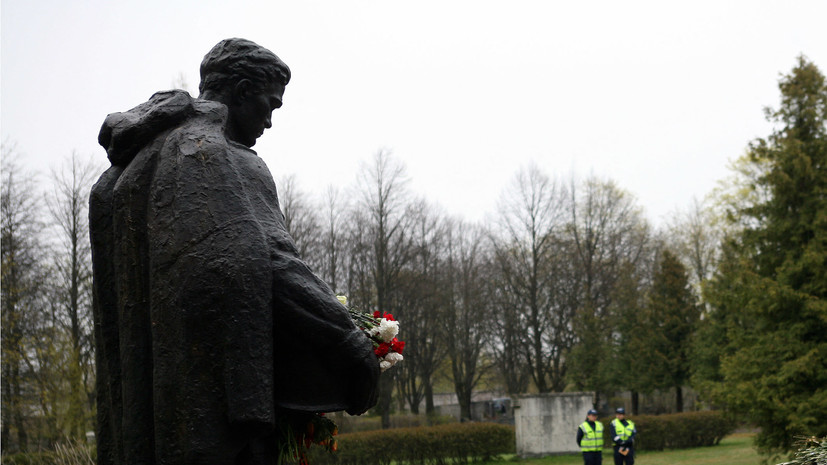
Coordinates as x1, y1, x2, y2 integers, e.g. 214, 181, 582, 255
1, 452, 56, 465
620, 411, 735, 451
2, 149, 98, 452
778, 436, 827, 465
700, 56, 827, 454
334, 413, 457, 434
1, 440, 95, 465
565, 178, 650, 399
567, 305, 615, 395
629, 251, 699, 405
605, 262, 646, 393
307, 422, 515, 465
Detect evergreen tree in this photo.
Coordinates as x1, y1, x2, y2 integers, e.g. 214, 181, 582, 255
701, 56, 827, 454
611, 261, 648, 414
641, 250, 699, 412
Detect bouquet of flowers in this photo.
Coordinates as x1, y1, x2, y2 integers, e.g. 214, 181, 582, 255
277, 411, 337, 465
280, 295, 405, 465
337, 295, 405, 372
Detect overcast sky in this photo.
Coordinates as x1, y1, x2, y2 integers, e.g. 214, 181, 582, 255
2, 0, 826, 226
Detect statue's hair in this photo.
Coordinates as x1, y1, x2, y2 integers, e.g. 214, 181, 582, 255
199, 38, 291, 96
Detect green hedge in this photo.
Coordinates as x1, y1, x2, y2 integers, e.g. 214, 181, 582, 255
306, 422, 515, 465
610, 410, 735, 451
335, 413, 457, 433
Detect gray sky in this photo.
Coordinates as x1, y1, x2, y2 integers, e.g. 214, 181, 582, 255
2, 0, 826, 226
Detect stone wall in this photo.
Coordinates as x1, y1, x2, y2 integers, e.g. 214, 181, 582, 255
434, 397, 512, 423
513, 392, 594, 457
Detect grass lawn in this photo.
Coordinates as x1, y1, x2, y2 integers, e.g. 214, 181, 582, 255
484, 433, 763, 465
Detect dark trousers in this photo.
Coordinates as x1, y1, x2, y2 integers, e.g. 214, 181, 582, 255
582, 451, 602, 465
613, 446, 634, 465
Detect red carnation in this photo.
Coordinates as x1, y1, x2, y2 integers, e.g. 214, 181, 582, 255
374, 342, 390, 357
391, 338, 405, 354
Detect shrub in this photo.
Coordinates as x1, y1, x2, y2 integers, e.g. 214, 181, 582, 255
777, 436, 827, 465
306, 422, 515, 465
336, 413, 456, 434
1, 440, 95, 465
618, 410, 735, 451
1, 452, 56, 465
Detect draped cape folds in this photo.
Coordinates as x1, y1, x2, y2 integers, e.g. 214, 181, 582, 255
90, 90, 378, 465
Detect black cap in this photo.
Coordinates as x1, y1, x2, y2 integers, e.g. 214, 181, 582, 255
616, 407, 626, 414
587, 409, 598, 416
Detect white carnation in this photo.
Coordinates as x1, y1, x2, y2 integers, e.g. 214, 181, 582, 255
371, 318, 399, 342
385, 352, 404, 363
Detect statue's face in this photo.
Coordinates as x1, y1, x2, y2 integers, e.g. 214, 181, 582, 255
227, 80, 285, 148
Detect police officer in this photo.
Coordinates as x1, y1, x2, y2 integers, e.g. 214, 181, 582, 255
609, 407, 637, 465
576, 409, 604, 465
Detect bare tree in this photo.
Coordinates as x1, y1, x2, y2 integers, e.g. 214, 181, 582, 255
486, 279, 530, 394
444, 219, 492, 419
343, 207, 376, 309
317, 185, 349, 292
490, 163, 570, 393
665, 197, 721, 297
393, 201, 448, 416
566, 176, 650, 405
1, 143, 47, 451
278, 174, 321, 263
45, 152, 101, 440
353, 149, 415, 428
171, 71, 192, 95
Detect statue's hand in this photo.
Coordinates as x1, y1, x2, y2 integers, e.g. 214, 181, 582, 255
345, 340, 379, 415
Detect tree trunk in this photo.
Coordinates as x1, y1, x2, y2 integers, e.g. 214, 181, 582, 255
1, 371, 10, 452
379, 375, 393, 429
458, 390, 472, 422
631, 391, 639, 415
424, 381, 435, 416
408, 388, 420, 415
13, 369, 28, 452
675, 386, 684, 413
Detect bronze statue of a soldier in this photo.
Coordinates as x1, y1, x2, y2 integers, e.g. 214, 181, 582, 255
90, 38, 378, 465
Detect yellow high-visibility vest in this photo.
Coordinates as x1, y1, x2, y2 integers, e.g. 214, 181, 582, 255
579, 421, 604, 452
611, 418, 635, 441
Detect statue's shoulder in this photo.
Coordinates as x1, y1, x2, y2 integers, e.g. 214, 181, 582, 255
99, 90, 230, 167
168, 98, 232, 150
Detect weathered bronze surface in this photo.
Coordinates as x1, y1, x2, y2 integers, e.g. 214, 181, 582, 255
90, 38, 378, 465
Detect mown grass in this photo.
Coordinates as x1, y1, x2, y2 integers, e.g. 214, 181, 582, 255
483, 433, 762, 465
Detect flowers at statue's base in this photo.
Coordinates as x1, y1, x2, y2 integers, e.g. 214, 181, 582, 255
337, 295, 405, 372
277, 411, 337, 465
277, 295, 405, 464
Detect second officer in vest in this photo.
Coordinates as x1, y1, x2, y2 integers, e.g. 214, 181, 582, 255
576, 409, 604, 465
609, 407, 637, 465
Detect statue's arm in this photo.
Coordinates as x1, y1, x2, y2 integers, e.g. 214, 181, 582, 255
270, 249, 379, 415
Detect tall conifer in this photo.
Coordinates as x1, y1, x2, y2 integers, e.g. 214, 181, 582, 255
702, 56, 827, 453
